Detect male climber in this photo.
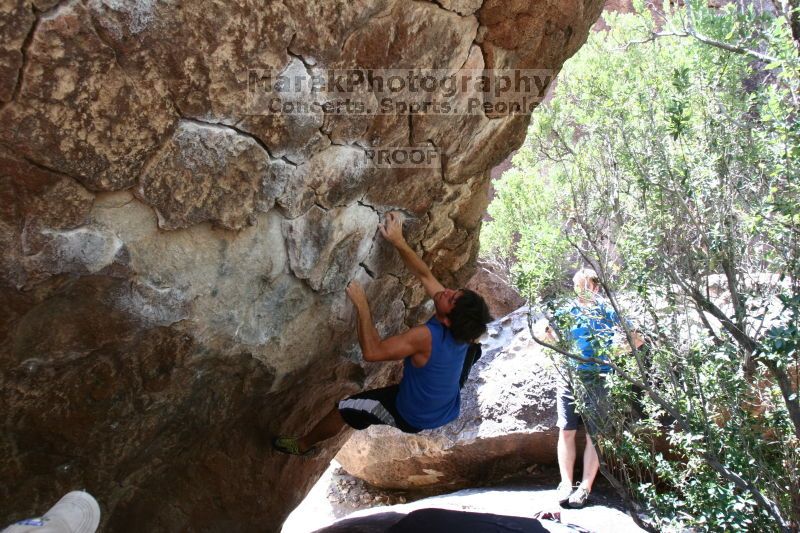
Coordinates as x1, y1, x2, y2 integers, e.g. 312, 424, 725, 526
272, 212, 492, 455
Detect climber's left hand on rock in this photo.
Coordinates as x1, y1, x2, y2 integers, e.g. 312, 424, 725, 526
346, 281, 367, 307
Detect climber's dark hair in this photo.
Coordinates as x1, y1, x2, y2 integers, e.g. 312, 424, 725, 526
448, 289, 493, 343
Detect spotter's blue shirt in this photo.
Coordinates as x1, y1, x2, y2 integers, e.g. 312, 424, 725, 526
395, 316, 468, 429
558, 299, 620, 373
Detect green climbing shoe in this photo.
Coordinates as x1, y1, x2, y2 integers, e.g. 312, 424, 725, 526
271, 436, 313, 456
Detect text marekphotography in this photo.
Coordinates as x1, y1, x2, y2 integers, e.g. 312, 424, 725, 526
246, 68, 554, 116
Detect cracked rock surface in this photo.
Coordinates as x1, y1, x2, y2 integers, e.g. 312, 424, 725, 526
0, 0, 604, 531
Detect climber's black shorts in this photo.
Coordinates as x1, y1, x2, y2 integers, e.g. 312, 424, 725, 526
337, 385, 421, 434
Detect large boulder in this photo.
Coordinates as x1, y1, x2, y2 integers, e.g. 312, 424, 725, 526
0, 1, 605, 531
335, 307, 585, 490
465, 259, 526, 319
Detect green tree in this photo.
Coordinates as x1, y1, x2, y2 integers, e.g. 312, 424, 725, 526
481, 167, 571, 300
482, 0, 800, 529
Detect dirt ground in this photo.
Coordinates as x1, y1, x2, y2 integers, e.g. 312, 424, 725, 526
282, 460, 645, 533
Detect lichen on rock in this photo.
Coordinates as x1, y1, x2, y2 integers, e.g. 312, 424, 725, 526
137, 120, 279, 230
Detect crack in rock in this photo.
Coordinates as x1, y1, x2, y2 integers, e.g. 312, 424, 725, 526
137, 119, 284, 230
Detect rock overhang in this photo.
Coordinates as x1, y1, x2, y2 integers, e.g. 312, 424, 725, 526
0, 0, 607, 530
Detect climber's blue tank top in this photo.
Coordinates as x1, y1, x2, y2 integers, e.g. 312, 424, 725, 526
395, 316, 468, 429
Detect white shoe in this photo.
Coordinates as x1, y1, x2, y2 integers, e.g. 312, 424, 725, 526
568, 486, 590, 508
2, 491, 100, 533
556, 481, 574, 505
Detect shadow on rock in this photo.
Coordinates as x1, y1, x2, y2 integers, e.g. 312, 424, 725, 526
314, 508, 570, 533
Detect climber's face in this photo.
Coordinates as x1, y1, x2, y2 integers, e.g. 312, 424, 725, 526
434, 288, 463, 319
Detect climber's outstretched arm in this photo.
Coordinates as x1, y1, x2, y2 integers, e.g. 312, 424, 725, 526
346, 281, 431, 365
379, 211, 445, 299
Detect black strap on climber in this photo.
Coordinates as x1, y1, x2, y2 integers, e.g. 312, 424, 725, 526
459, 342, 483, 389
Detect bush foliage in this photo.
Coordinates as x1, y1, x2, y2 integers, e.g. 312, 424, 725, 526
481, 1, 800, 530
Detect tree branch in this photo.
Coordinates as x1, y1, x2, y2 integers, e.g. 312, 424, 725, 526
529, 315, 790, 529
623, 31, 782, 64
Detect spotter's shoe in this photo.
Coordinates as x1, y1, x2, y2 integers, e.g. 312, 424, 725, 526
556, 481, 574, 506
568, 486, 590, 508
